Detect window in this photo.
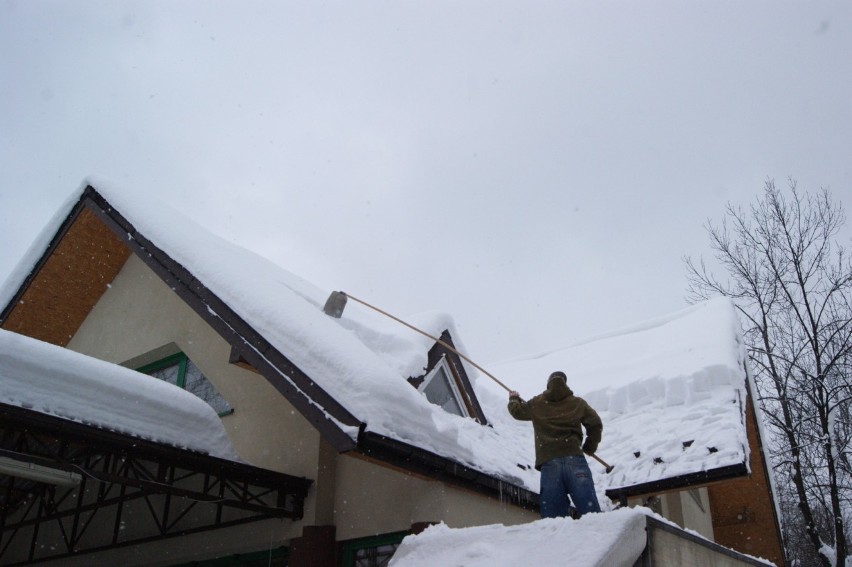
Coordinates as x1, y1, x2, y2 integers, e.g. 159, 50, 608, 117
341, 532, 407, 567
137, 352, 233, 417
418, 356, 468, 417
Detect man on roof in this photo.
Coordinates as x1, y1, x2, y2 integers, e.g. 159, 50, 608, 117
508, 371, 603, 518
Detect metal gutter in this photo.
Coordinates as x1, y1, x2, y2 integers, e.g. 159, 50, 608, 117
605, 462, 749, 503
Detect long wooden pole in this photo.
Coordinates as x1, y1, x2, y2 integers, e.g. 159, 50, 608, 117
342, 292, 514, 393
590, 453, 615, 473
336, 291, 615, 474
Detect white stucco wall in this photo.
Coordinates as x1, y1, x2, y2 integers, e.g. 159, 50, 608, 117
67, 254, 322, 480
334, 454, 538, 541
629, 488, 714, 541
60, 252, 538, 563
679, 487, 714, 540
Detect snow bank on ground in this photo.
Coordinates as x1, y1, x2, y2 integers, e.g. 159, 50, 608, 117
489, 298, 750, 491
0, 328, 241, 461
390, 507, 649, 567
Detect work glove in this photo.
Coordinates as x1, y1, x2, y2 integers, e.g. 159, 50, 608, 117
582, 441, 597, 456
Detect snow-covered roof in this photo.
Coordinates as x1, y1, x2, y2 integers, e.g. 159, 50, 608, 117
0, 178, 537, 490
490, 297, 751, 492
0, 328, 241, 461
0, 178, 751, 496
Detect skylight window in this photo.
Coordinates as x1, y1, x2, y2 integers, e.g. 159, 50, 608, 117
418, 356, 468, 417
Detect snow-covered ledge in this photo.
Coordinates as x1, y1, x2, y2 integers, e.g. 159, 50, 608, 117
0, 328, 241, 462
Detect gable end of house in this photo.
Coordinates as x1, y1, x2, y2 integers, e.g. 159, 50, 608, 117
1, 187, 362, 452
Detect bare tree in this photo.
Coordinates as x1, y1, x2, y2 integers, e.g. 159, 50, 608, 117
685, 179, 852, 567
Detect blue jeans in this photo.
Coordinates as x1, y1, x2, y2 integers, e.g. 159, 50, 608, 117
539, 455, 601, 518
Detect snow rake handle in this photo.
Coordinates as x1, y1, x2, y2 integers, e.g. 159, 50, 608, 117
331, 291, 514, 393
323, 290, 616, 474
590, 453, 614, 474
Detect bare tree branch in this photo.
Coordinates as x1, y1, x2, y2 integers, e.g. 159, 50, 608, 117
684, 179, 852, 566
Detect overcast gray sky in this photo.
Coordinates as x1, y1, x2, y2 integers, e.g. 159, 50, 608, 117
2, 1, 851, 371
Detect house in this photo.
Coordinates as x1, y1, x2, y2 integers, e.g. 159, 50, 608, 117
0, 179, 539, 566
488, 297, 786, 565
0, 179, 783, 566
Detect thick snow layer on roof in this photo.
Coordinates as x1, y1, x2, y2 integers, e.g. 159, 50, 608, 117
391, 508, 648, 567
490, 297, 750, 491
0, 178, 537, 489
0, 178, 749, 494
0, 328, 241, 461
389, 507, 774, 567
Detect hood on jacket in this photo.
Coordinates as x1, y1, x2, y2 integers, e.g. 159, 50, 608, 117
544, 378, 573, 402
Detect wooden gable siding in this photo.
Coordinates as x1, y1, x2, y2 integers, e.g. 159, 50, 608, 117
1, 206, 131, 345
707, 387, 785, 566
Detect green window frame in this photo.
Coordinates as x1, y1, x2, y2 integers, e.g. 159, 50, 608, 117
340, 531, 408, 567
137, 352, 234, 417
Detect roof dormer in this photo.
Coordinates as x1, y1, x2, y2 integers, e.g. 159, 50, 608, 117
407, 330, 488, 425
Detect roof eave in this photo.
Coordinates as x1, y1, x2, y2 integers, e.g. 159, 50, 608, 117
604, 461, 749, 502
355, 430, 539, 510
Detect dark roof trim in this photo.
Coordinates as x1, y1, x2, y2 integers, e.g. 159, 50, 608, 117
80, 187, 362, 452
356, 430, 539, 510
605, 462, 749, 501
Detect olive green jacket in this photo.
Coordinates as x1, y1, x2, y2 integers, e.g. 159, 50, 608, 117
508, 380, 602, 470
